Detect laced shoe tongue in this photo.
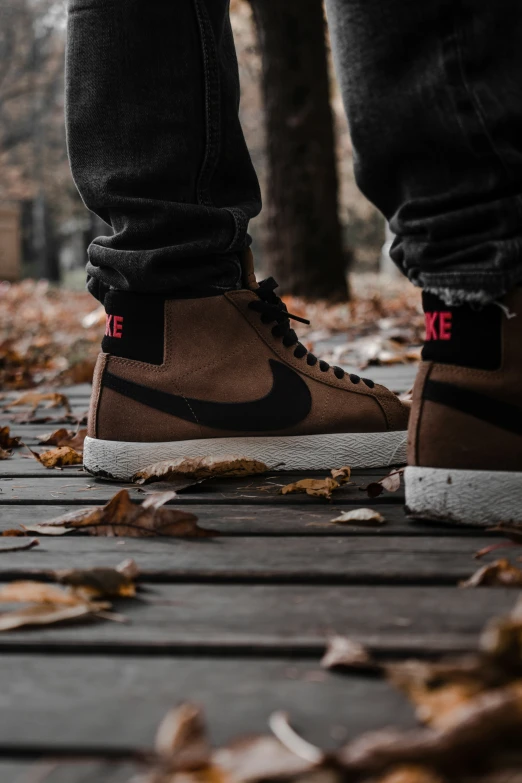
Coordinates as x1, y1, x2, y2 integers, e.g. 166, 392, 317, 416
251, 277, 374, 388
256, 278, 310, 325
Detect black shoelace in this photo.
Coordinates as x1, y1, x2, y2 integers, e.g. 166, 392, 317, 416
248, 277, 375, 388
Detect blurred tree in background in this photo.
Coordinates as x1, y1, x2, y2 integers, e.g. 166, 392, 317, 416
0, 0, 79, 281
249, 0, 348, 301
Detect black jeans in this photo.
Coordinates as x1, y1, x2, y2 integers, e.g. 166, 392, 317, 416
66, 0, 522, 304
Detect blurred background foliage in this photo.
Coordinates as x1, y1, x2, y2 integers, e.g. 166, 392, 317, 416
0, 0, 387, 300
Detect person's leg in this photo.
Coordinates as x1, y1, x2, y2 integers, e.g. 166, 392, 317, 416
72, 0, 409, 479
66, 0, 261, 302
325, 0, 522, 304
326, 0, 522, 524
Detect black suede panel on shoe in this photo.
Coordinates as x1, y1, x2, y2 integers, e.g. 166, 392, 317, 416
102, 291, 165, 365
421, 292, 502, 370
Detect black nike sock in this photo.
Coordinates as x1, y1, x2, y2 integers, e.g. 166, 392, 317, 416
102, 291, 165, 365
421, 292, 502, 371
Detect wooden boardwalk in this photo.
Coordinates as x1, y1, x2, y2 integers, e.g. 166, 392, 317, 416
0, 372, 515, 782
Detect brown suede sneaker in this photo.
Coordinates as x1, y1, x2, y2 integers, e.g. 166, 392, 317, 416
84, 252, 409, 480
405, 288, 522, 526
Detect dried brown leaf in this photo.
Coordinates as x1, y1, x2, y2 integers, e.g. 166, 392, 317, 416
366, 469, 403, 498
460, 559, 522, 588
37, 427, 87, 451
6, 391, 71, 413
0, 426, 21, 449
22, 523, 74, 536
386, 659, 485, 728
54, 559, 140, 598
331, 508, 386, 526
133, 455, 269, 484
376, 765, 445, 783
0, 579, 117, 631
0, 538, 39, 554
24, 489, 214, 538
31, 445, 83, 469
321, 636, 381, 673
268, 711, 323, 764
281, 477, 340, 500
337, 683, 522, 775
117, 557, 141, 580
1, 529, 26, 537
330, 466, 352, 484
0, 580, 85, 605
155, 703, 211, 770
0, 446, 11, 460
0, 602, 98, 631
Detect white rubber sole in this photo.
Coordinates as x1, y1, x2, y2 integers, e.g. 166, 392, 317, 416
84, 431, 407, 482
405, 465, 522, 527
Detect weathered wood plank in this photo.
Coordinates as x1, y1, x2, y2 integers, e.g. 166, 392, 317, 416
0, 655, 415, 751
0, 475, 404, 504
0, 585, 513, 655
0, 535, 493, 583
0, 503, 488, 536
0, 459, 85, 477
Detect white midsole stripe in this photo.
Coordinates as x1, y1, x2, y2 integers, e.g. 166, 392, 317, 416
84, 431, 407, 481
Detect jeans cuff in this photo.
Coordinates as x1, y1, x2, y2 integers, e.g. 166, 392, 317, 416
224, 207, 249, 252
416, 269, 522, 306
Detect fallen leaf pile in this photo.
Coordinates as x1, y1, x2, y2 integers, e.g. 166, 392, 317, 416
0, 280, 99, 389
284, 278, 423, 373
0, 278, 421, 391
133, 600, 522, 782
5, 390, 72, 414
24, 489, 215, 538
3, 389, 84, 427
281, 466, 352, 500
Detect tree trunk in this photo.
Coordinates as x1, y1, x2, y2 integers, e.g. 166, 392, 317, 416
250, 0, 349, 301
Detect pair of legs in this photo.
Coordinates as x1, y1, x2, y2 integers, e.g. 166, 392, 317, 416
67, 0, 522, 525
67, 0, 522, 303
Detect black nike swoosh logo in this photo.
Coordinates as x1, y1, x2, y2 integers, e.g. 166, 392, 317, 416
102, 360, 312, 432
424, 378, 522, 436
